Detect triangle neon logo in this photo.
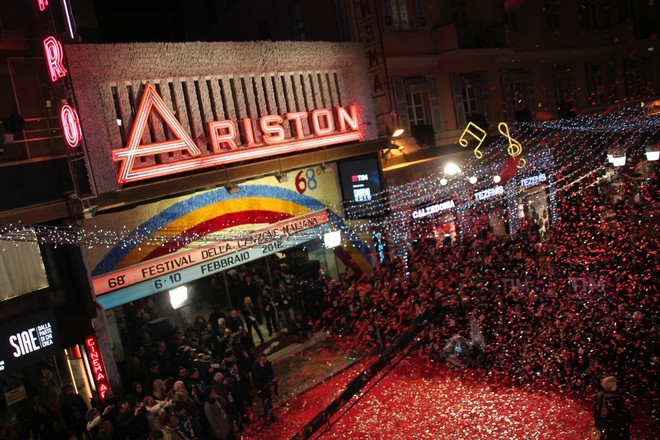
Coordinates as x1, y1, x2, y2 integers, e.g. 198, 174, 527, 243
112, 83, 201, 184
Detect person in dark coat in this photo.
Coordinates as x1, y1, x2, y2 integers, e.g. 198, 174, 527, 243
593, 376, 632, 440
34, 401, 68, 440
240, 297, 265, 345
59, 384, 90, 440
115, 400, 151, 440
252, 354, 277, 424
203, 387, 231, 440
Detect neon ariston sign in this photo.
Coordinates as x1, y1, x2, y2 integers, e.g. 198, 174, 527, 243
111, 83, 363, 184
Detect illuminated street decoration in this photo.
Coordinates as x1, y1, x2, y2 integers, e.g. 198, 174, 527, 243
85, 336, 110, 402
42, 36, 67, 82
60, 105, 82, 147
498, 122, 526, 168
113, 83, 362, 184
458, 121, 487, 159
458, 121, 526, 168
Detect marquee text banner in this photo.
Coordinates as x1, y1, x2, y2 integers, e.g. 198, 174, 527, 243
92, 210, 328, 297
96, 225, 326, 310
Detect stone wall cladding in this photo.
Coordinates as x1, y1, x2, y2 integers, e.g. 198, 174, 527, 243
64, 41, 376, 194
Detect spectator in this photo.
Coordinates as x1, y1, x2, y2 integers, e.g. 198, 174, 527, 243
593, 376, 632, 440
59, 384, 90, 440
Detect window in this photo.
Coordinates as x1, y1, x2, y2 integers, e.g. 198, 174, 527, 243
385, 0, 411, 31
406, 91, 428, 126
414, 0, 427, 29
624, 58, 654, 99
578, 0, 597, 29
450, 0, 468, 28
392, 76, 441, 145
586, 62, 617, 106
549, 65, 575, 118
543, 0, 560, 30
0, 232, 49, 301
506, 9, 519, 32
460, 73, 486, 119
502, 69, 534, 121
290, 0, 305, 40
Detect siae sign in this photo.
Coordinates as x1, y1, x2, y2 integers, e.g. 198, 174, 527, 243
0, 311, 60, 373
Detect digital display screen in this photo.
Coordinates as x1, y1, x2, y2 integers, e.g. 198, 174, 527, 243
337, 154, 387, 219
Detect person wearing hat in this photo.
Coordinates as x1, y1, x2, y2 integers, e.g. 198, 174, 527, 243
203, 387, 231, 439
593, 376, 632, 440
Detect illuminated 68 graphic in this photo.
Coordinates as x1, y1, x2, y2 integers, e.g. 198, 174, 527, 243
295, 167, 319, 194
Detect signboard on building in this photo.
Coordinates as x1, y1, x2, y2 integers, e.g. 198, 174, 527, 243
0, 310, 61, 372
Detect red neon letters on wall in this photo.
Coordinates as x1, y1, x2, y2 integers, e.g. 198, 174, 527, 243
85, 336, 110, 402
112, 83, 362, 184
38, 0, 49, 11
43, 36, 67, 82
60, 105, 82, 147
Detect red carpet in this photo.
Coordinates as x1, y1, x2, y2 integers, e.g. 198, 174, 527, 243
240, 354, 659, 440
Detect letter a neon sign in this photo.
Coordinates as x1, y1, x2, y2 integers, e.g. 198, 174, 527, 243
112, 83, 201, 184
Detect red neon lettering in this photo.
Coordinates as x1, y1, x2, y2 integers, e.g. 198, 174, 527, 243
311, 109, 334, 135
60, 105, 82, 147
85, 335, 110, 402
112, 84, 362, 184
99, 383, 108, 394
208, 120, 238, 152
337, 105, 360, 132
240, 118, 255, 146
285, 112, 308, 139
112, 83, 201, 183
260, 115, 285, 144
43, 36, 67, 82
38, 0, 49, 11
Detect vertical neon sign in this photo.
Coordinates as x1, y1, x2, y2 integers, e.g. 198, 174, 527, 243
85, 336, 110, 402
60, 105, 82, 147
43, 36, 67, 82
38, 0, 49, 12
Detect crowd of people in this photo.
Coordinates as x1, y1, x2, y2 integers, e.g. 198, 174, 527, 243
320, 166, 658, 429
24, 161, 657, 439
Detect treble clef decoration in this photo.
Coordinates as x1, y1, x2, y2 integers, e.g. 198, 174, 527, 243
497, 122, 526, 169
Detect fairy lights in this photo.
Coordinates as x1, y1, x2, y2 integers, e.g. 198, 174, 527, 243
0, 107, 657, 251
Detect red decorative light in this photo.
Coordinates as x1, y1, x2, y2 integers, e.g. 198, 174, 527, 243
85, 336, 110, 402
113, 83, 362, 184
38, 0, 49, 11
60, 105, 82, 147
43, 36, 67, 82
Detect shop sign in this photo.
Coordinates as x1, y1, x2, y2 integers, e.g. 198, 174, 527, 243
85, 336, 110, 402
92, 210, 328, 297
520, 173, 547, 189
474, 185, 504, 201
0, 310, 61, 372
112, 83, 362, 184
412, 200, 455, 219
4, 386, 27, 405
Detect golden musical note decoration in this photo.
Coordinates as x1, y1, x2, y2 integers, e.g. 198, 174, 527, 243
497, 122, 526, 169
458, 121, 487, 159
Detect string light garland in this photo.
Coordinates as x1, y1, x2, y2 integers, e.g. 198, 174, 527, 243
0, 107, 658, 251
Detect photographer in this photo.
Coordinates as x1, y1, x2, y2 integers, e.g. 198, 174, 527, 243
115, 400, 150, 440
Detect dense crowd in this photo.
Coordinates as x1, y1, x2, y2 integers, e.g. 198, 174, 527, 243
320, 166, 659, 423
26, 163, 658, 440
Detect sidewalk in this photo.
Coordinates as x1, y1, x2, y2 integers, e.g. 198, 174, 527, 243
248, 331, 366, 419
